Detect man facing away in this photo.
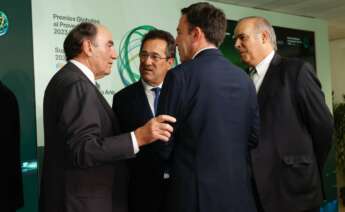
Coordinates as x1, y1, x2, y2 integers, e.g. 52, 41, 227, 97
112, 29, 175, 212
39, 22, 175, 212
158, 2, 259, 212
0, 81, 23, 212
233, 16, 334, 212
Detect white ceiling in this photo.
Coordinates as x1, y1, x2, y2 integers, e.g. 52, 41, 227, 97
210, 0, 345, 40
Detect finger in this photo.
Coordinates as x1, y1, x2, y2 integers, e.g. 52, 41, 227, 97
158, 123, 174, 132
155, 133, 170, 142
156, 115, 176, 123
153, 129, 172, 141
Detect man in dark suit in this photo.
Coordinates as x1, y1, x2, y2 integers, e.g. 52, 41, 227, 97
112, 29, 175, 212
233, 16, 334, 212
39, 22, 176, 212
0, 81, 23, 212
157, 3, 259, 212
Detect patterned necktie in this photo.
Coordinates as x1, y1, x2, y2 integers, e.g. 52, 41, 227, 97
151, 87, 161, 115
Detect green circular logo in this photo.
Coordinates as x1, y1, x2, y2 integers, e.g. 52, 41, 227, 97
117, 25, 156, 86
117, 25, 178, 86
0, 11, 9, 36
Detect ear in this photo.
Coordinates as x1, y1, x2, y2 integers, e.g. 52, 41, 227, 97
81, 39, 93, 57
192, 26, 203, 42
261, 30, 270, 44
167, 57, 174, 67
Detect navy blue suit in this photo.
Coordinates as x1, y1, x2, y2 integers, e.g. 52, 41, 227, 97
113, 81, 167, 212
158, 49, 259, 212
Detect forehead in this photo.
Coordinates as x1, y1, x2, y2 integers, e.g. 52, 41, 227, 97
234, 19, 256, 35
95, 25, 113, 42
142, 39, 167, 53
177, 15, 189, 30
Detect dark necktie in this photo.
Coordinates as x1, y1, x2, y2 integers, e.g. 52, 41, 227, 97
151, 87, 161, 115
248, 67, 257, 80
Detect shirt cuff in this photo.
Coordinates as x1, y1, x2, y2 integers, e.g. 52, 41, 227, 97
130, 131, 140, 154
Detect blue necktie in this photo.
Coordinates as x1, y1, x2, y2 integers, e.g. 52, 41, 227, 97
151, 87, 161, 115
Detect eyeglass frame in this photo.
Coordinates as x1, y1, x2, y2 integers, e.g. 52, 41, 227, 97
138, 51, 171, 62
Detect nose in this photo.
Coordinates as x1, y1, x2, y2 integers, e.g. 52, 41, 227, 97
234, 38, 241, 50
111, 49, 117, 60
175, 36, 180, 47
141, 55, 153, 65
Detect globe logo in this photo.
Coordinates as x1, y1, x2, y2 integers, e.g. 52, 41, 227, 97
0, 11, 9, 37
117, 25, 156, 86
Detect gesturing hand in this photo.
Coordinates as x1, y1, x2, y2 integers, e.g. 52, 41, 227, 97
135, 115, 176, 146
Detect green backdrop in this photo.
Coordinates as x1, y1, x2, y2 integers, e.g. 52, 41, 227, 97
0, 1, 39, 212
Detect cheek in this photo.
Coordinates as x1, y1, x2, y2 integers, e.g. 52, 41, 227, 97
179, 42, 187, 52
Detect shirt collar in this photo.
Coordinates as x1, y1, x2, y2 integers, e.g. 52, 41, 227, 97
141, 79, 163, 92
192, 46, 217, 59
70, 59, 96, 85
254, 51, 275, 77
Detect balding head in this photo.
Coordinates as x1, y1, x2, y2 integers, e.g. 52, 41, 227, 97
233, 16, 276, 67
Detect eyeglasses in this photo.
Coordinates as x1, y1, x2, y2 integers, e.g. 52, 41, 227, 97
139, 52, 169, 62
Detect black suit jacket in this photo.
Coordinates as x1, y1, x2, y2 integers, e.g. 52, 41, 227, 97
39, 62, 135, 212
0, 81, 23, 211
158, 49, 259, 212
251, 54, 334, 212
112, 81, 166, 212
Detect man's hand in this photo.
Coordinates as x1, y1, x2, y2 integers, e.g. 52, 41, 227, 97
134, 115, 176, 146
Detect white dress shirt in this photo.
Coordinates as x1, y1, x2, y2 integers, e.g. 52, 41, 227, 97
252, 51, 275, 92
70, 59, 96, 85
192, 46, 217, 59
141, 80, 163, 116
70, 59, 139, 154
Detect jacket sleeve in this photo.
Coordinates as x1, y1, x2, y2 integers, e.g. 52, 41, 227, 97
157, 69, 185, 160
59, 81, 135, 168
296, 62, 334, 169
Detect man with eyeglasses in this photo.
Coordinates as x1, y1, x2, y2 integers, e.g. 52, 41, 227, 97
40, 23, 176, 212
233, 16, 333, 212
112, 29, 175, 212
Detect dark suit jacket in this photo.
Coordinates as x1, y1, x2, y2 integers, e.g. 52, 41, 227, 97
158, 49, 259, 212
251, 54, 334, 212
0, 81, 23, 211
113, 81, 166, 212
39, 62, 135, 212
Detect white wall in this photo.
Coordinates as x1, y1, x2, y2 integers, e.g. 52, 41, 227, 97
330, 39, 345, 103
32, 0, 332, 146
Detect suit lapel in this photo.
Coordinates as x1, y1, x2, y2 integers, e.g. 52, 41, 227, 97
94, 88, 115, 121
257, 54, 283, 108
68, 62, 115, 121
134, 81, 154, 120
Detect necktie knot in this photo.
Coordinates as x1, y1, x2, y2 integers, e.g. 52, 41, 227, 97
151, 87, 161, 96
151, 87, 161, 115
248, 68, 257, 79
